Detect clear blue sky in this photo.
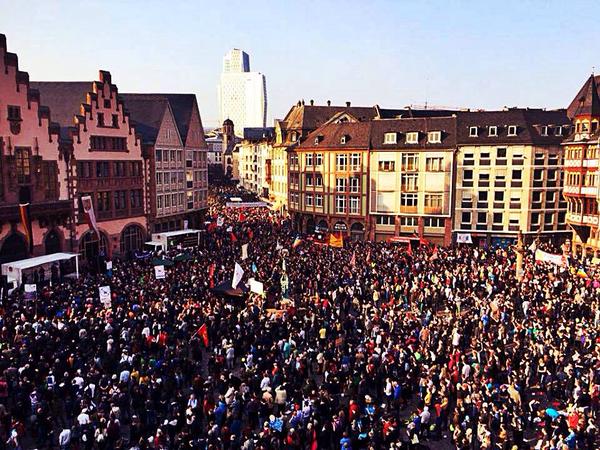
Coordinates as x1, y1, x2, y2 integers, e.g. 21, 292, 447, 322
1, 0, 598, 127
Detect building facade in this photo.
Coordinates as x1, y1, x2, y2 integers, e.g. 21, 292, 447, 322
32, 72, 147, 261
218, 49, 267, 136
454, 109, 570, 247
0, 34, 72, 263
290, 113, 371, 240
122, 94, 209, 233
238, 128, 274, 198
563, 75, 600, 257
368, 117, 456, 244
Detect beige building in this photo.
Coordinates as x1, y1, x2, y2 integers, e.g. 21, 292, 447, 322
454, 109, 570, 246
238, 128, 274, 198
368, 117, 456, 244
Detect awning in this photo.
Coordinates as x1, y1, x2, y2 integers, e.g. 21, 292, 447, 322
1, 252, 79, 285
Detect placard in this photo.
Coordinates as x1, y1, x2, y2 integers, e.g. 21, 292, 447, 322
99, 286, 112, 308
154, 265, 166, 280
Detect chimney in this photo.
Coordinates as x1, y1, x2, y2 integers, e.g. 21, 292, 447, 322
327, 100, 331, 106
346, 101, 351, 107
310, 99, 314, 106
99, 70, 111, 84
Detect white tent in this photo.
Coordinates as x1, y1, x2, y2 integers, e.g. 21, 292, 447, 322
1, 252, 79, 286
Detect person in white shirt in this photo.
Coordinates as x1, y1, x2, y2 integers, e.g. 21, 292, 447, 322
77, 408, 90, 426
59, 427, 71, 448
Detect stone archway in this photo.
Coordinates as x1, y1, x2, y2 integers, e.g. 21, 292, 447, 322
0, 233, 28, 264
305, 217, 315, 234
350, 222, 365, 242
120, 224, 146, 257
79, 230, 109, 262
44, 229, 62, 254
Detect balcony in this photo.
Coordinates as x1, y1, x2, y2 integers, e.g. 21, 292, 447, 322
582, 214, 599, 226
424, 206, 443, 215
0, 199, 72, 223
400, 205, 418, 214
581, 186, 598, 196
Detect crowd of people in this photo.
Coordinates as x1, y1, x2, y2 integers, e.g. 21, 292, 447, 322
0, 186, 597, 450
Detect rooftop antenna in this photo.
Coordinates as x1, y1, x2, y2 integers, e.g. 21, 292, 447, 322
424, 75, 430, 110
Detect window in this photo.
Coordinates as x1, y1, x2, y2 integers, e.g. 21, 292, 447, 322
488, 126, 497, 137
496, 147, 507, 159
532, 191, 542, 203
157, 195, 163, 209
401, 173, 419, 191
463, 170, 474, 181
554, 126, 563, 136
306, 154, 313, 167
469, 126, 478, 137
97, 191, 111, 212
350, 197, 360, 214
315, 174, 323, 187
508, 125, 517, 136
97, 113, 105, 127
406, 132, 419, 144
478, 191, 488, 202
14, 147, 31, 184
114, 190, 127, 210
96, 161, 110, 178
512, 169, 522, 180
378, 160, 395, 172
165, 193, 171, 207
114, 161, 126, 177
544, 213, 554, 224
350, 153, 361, 170
7, 105, 21, 121
156, 149, 162, 162
377, 215, 395, 225
350, 176, 360, 193
42, 162, 57, 200
156, 172, 162, 185
424, 193, 443, 208
461, 212, 471, 224
533, 169, 544, 181
383, 132, 397, 144
546, 191, 556, 203
170, 150, 176, 162
336, 154, 347, 171
131, 190, 143, 209
315, 194, 323, 207
401, 153, 419, 171
531, 212, 540, 225
112, 114, 119, 128
401, 217, 418, 226
336, 177, 347, 192
305, 174, 313, 186
314, 136, 321, 145
479, 172, 490, 187
315, 153, 323, 166
477, 212, 487, 224
541, 125, 548, 136
335, 195, 347, 213
90, 136, 127, 151
426, 157, 443, 172
305, 194, 313, 207
494, 191, 504, 201
400, 193, 418, 207
424, 217, 444, 227
548, 169, 557, 181
427, 131, 441, 143
340, 135, 348, 144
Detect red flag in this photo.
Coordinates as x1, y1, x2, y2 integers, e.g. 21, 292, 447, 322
197, 323, 209, 347
208, 222, 217, 233
248, 229, 254, 239
19, 203, 33, 253
230, 232, 237, 242
419, 236, 429, 246
350, 251, 356, 267
407, 244, 413, 256
239, 212, 246, 222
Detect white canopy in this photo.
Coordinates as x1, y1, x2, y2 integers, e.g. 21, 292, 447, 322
154, 229, 200, 238
1, 252, 79, 285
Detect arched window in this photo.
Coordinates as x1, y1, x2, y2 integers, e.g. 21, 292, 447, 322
45, 229, 62, 254
120, 225, 145, 256
79, 231, 108, 261
0, 233, 28, 264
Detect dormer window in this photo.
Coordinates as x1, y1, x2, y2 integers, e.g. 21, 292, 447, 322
541, 126, 548, 136
554, 126, 563, 136
507, 125, 517, 136
488, 126, 497, 137
340, 135, 348, 144
469, 126, 478, 137
406, 132, 419, 144
592, 121, 599, 132
314, 136, 322, 145
581, 121, 590, 133
383, 132, 397, 144
427, 131, 441, 143
291, 132, 298, 142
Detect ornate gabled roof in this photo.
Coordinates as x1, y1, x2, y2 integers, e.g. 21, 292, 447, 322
567, 74, 600, 119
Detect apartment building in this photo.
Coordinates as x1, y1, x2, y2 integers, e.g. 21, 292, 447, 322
563, 74, 600, 257
238, 127, 274, 198
122, 94, 208, 233
369, 117, 456, 244
454, 109, 570, 247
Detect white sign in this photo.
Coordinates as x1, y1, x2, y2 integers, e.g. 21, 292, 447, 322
456, 233, 473, 244
24, 284, 37, 293
241, 243, 249, 260
232, 262, 244, 289
154, 265, 166, 280
217, 217, 224, 227
535, 249, 568, 267
99, 286, 112, 308
106, 261, 113, 270
249, 278, 264, 295
183, 220, 189, 230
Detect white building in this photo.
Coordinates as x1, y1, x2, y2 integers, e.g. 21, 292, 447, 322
218, 49, 267, 137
